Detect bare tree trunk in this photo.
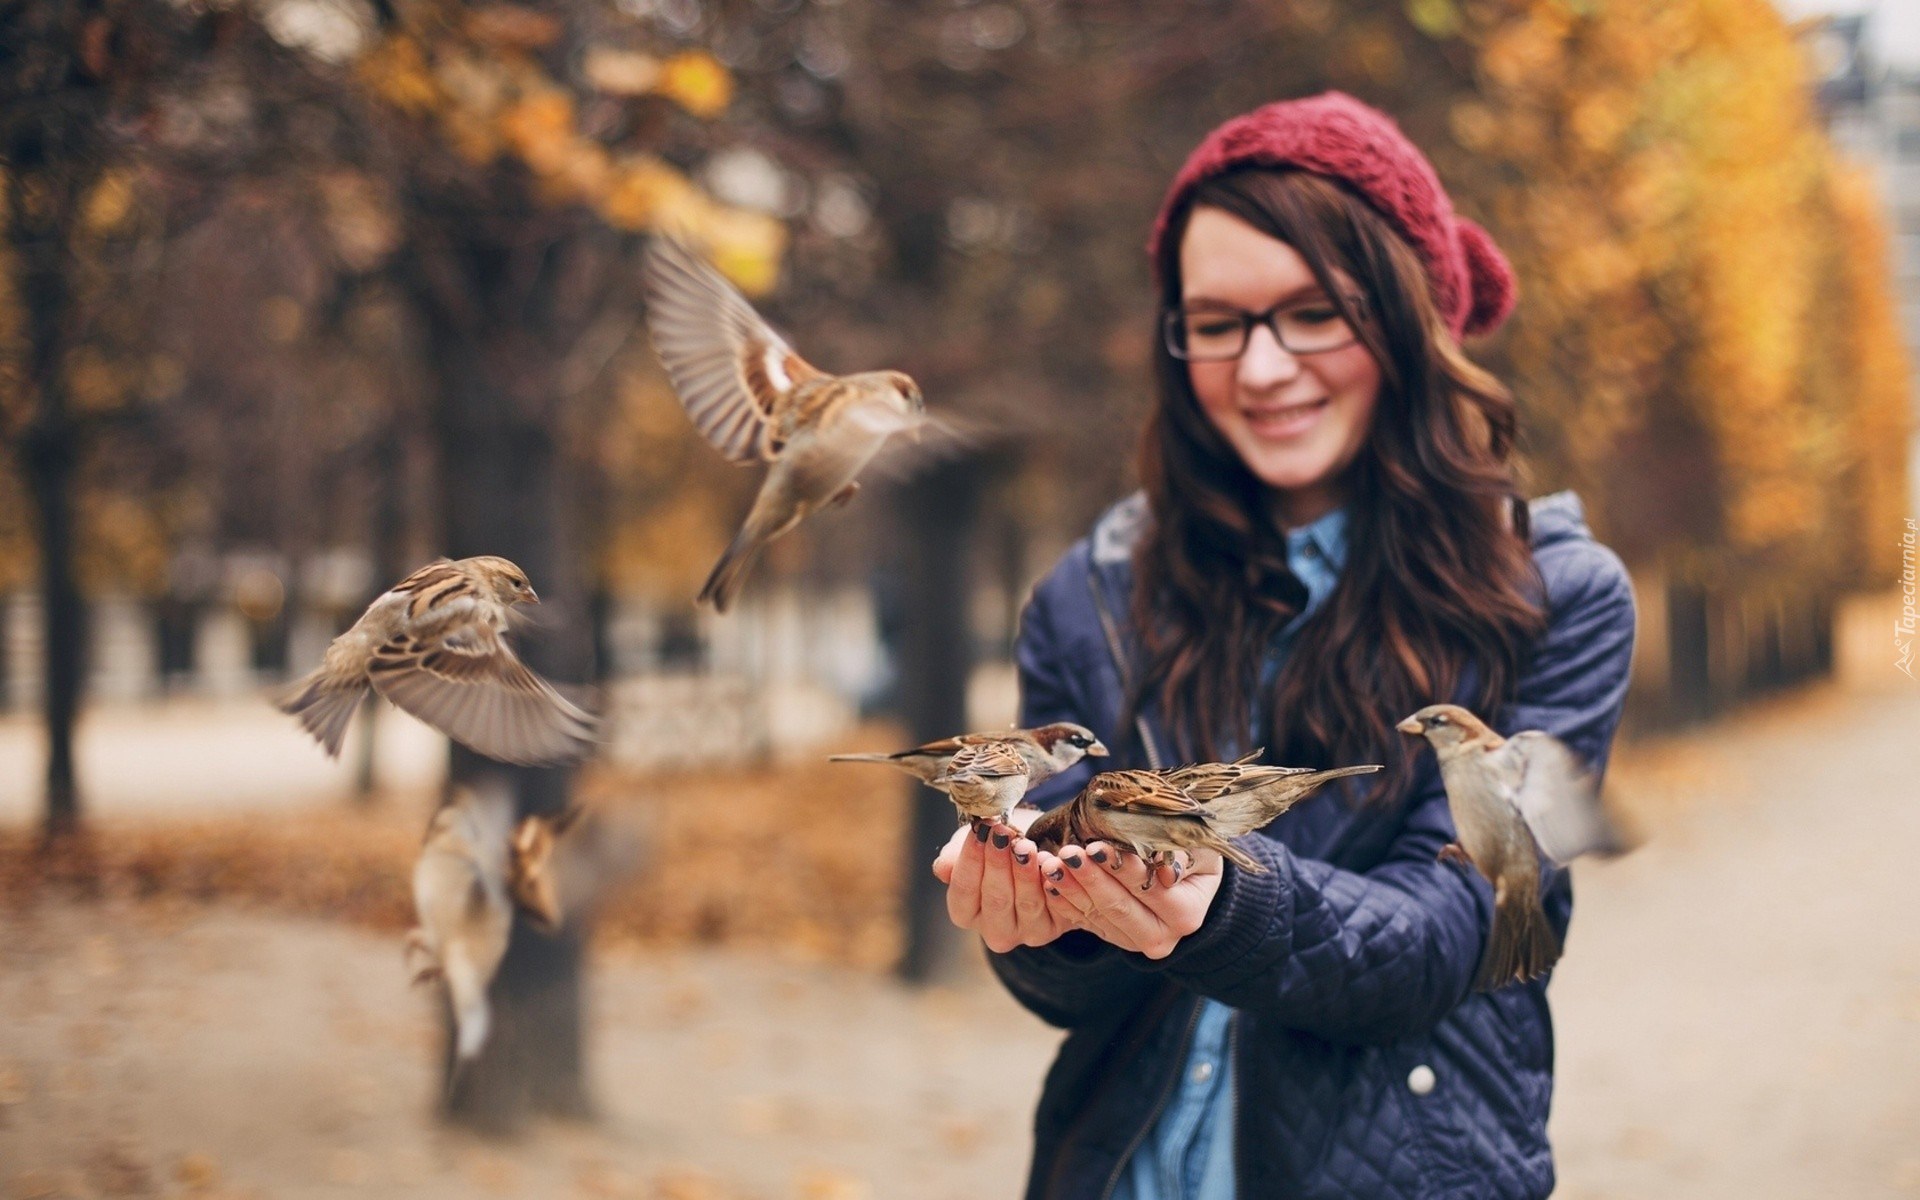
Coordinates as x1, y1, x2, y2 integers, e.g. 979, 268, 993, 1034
408, 205, 605, 1130
3, 85, 99, 841
895, 458, 984, 984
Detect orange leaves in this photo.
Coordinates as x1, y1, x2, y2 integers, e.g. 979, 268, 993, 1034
656, 51, 734, 119
356, 36, 439, 116
356, 23, 767, 284
1452, 0, 1906, 576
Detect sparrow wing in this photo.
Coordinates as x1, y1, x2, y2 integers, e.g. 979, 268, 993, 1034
643, 236, 824, 464
1162, 758, 1312, 803
1094, 770, 1206, 819
368, 622, 598, 766
943, 741, 1030, 780
1497, 732, 1621, 865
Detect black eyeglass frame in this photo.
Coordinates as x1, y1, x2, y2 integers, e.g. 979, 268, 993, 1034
1161, 294, 1370, 362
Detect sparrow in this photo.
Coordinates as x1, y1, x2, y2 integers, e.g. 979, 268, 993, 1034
1027, 769, 1261, 879
1029, 760, 1383, 889
929, 740, 1032, 825
1180, 760, 1384, 841
406, 782, 515, 1065
643, 236, 929, 612
1397, 703, 1626, 991
507, 805, 584, 933
829, 722, 1107, 790
274, 556, 598, 766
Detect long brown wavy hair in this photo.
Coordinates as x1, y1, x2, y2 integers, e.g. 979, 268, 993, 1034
1130, 169, 1546, 804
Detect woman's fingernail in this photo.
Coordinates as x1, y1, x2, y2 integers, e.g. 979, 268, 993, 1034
1065, 854, 1084, 869
992, 831, 1010, 850
1047, 887, 1060, 896
1047, 866, 1065, 882
974, 823, 991, 842
1014, 850, 1031, 865
1089, 848, 1108, 864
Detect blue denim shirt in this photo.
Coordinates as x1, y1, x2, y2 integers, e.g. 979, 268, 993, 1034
1114, 506, 1351, 1200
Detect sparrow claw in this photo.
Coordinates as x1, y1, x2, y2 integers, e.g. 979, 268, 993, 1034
1437, 842, 1474, 868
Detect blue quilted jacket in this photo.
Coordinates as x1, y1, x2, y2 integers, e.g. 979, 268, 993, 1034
992, 490, 1636, 1199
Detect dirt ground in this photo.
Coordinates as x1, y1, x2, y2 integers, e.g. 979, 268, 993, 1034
2, 606, 1917, 1198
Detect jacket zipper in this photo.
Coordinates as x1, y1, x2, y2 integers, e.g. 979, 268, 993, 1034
1094, 996, 1205, 1200
1086, 565, 1166, 770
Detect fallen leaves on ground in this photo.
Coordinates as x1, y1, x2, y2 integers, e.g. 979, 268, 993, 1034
0, 726, 919, 971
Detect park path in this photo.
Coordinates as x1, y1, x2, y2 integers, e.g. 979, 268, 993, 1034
0, 699, 446, 825
1, 605, 1916, 1198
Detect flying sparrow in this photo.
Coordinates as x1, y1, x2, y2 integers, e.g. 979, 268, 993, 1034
643, 236, 930, 612
1398, 703, 1626, 991
1029, 760, 1383, 889
407, 782, 516, 1065
274, 556, 598, 766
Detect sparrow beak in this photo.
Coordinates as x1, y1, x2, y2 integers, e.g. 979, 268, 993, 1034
525, 587, 541, 605
1088, 740, 1110, 757
1396, 716, 1424, 736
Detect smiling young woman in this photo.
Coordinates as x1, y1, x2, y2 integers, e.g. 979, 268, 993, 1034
935, 93, 1636, 1198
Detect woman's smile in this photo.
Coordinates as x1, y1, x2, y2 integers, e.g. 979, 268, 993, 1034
1241, 395, 1330, 440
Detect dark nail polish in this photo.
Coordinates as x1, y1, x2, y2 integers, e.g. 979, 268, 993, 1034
1090, 848, 1108, 864
1047, 887, 1060, 896
1065, 854, 1083, 869
1014, 850, 1030, 865
1047, 867, 1065, 882
974, 823, 991, 842
992, 832, 1010, 850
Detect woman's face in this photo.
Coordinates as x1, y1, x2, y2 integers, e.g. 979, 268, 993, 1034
1178, 205, 1382, 526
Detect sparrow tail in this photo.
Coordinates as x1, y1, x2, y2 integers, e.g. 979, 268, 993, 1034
1214, 835, 1269, 876
273, 671, 368, 758
827, 753, 899, 765
697, 530, 764, 613
1475, 886, 1563, 992
442, 945, 493, 1063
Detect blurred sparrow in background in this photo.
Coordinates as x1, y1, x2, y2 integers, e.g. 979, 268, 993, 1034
643, 236, 929, 612
1398, 703, 1627, 991
274, 556, 598, 766
507, 806, 582, 932
829, 722, 1107, 791
407, 782, 515, 1066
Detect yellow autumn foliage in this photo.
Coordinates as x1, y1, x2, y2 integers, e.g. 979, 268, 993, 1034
357, 18, 780, 295
656, 50, 734, 119
1451, 0, 1910, 584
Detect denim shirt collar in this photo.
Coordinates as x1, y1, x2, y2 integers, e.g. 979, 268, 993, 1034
1280, 505, 1350, 614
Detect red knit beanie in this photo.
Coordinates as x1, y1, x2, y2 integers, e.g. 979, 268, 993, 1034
1149, 91, 1516, 339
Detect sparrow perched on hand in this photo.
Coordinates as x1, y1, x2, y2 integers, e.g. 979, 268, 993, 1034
644, 236, 929, 612
1029, 760, 1383, 888
1398, 703, 1626, 991
1027, 768, 1264, 880
1179, 760, 1384, 839
929, 740, 1032, 825
274, 556, 598, 766
407, 783, 515, 1065
830, 722, 1107, 791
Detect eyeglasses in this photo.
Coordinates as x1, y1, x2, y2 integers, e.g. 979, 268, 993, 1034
1162, 296, 1367, 362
